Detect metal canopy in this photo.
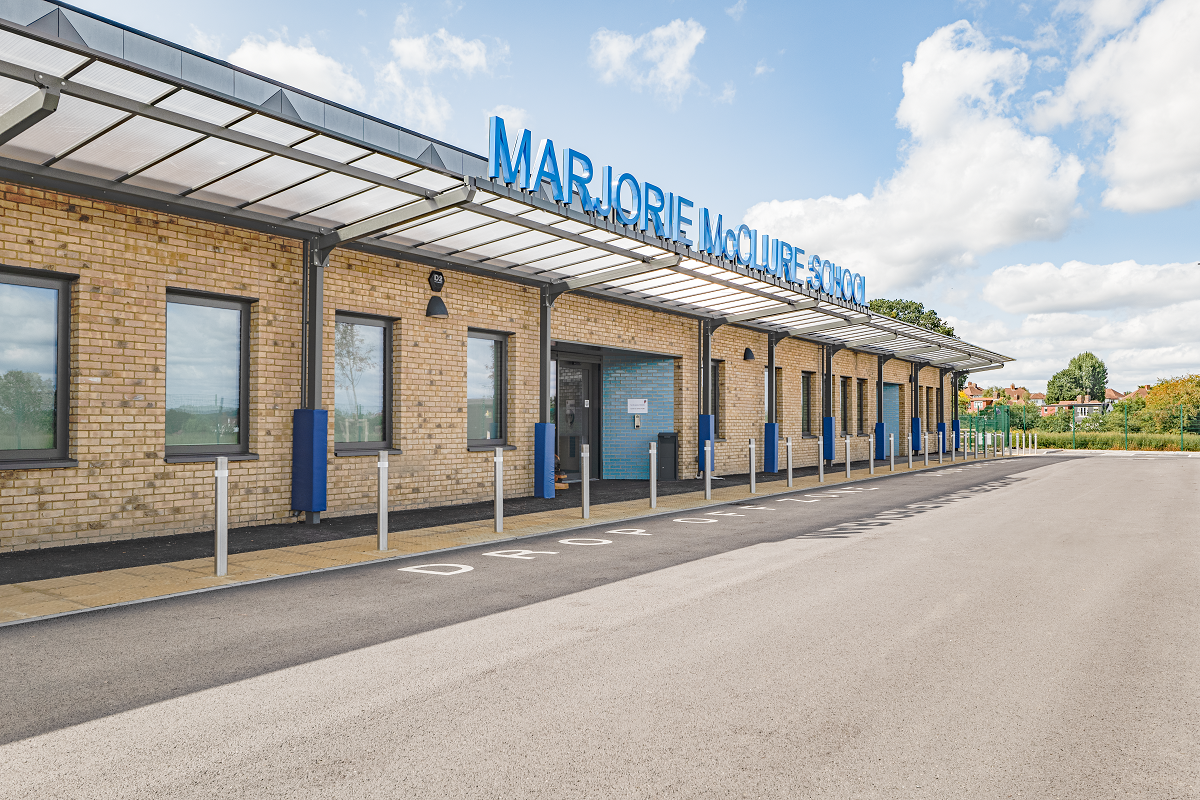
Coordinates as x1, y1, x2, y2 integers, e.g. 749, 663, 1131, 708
0, 2, 1011, 373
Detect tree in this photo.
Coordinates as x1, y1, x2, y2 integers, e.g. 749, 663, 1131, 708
1046, 352, 1108, 404
0, 370, 55, 449
868, 299, 955, 337
1144, 374, 1200, 433
334, 322, 377, 419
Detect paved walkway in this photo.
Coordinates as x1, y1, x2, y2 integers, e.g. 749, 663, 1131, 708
0, 454, 1000, 625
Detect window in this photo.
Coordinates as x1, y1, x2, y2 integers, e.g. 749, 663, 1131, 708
840, 377, 851, 435
801, 372, 813, 435
857, 378, 868, 435
334, 314, 392, 452
0, 269, 72, 466
710, 360, 722, 437
165, 292, 250, 459
468, 331, 506, 446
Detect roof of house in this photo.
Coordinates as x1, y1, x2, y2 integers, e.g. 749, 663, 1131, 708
1105, 388, 1125, 400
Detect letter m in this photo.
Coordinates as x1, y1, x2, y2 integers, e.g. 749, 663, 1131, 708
489, 116, 532, 189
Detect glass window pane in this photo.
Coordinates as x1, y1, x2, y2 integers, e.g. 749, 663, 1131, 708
468, 337, 500, 440
334, 321, 385, 443
0, 283, 58, 450
166, 302, 241, 446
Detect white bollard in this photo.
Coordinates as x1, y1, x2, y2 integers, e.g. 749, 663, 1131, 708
749, 438, 756, 494
908, 435, 913, 471
649, 441, 657, 509
214, 456, 228, 577
581, 444, 590, 519
377, 450, 388, 551
950, 431, 956, 463
869, 433, 875, 475
845, 435, 852, 480
924, 434, 930, 467
786, 436, 793, 487
494, 447, 504, 532
818, 434, 825, 483
939, 432, 944, 465
890, 433, 895, 472
1034, 433, 1038, 453
704, 441, 712, 500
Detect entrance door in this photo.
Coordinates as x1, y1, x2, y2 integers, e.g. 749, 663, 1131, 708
556, 361, 600, 481
882, 383, 901, 452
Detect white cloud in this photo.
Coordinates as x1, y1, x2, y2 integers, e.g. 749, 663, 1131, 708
726, 0, 748, 22
376, 63, 453, 133
983, 259, 1200, 314
228, 35, 365, 107
715, 82, 736, 104
485, 104, 528, 133
744, 21, 1083, 293
589, 19, 706, 107
1055, 0, 1153, 55
753, 60, 773, 76
1032, 0, 1200, 213
188, 25, 221, 57
388, 28, 500, 76
1035, 55, 1061, 71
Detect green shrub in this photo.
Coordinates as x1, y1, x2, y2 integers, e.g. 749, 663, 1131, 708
1034, 431, 1200, 451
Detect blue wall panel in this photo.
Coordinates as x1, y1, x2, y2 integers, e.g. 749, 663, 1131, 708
600, 356, 674, 479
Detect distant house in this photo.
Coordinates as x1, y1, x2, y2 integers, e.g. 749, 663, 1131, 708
1042, 394, 1106, 419
963, 381, 994, 412
1028, 392, 1046, 407
1002, 383, 1031, 404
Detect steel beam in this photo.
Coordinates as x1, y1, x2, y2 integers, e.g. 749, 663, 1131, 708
722, 299, 816, 324
788, 316, 869, 336
0, 81, 60, 146
839, 332, 897, 348
316, 183, 474, 256
563, 255, 680, 290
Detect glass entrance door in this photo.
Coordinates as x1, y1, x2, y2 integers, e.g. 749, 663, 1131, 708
556, 361, 598, 481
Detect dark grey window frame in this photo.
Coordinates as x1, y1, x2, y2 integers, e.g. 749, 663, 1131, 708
710, 359, 723, 440
857, 377, 868, 435
333, 311, 396, 456
840, 376, 852, 435
164, 289, 254, 462
466, 329, 509, 449
0, 266, 76, 469
802, 371, 814, 436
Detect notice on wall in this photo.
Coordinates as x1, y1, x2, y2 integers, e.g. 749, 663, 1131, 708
627, 399, 648, 414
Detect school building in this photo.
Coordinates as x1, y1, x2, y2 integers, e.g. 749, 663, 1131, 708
0, 2, 1011, 552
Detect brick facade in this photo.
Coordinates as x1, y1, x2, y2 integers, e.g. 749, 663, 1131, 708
0, 183, 957, 552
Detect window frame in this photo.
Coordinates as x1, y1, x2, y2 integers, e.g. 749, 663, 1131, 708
164, 290, 252, 461
0, 267, 74, 467
333, 312, 394, 455
466, 329, 509, 448
801, 371, 813, 435
840, 376, 851, 435
710, 359, 723, 439
857, 378, 868, 435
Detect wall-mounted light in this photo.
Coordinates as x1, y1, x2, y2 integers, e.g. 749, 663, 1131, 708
425, 296, 449, 318
426, 269, 448, 317
743, 348, 755, 360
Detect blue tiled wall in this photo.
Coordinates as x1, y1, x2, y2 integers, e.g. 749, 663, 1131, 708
601, 356, 675, 479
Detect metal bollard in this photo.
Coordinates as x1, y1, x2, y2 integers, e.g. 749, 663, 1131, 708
377, 451, 388, 551
924, 435, 929, 467
890, 433, 895, 472
786, 436, 793, 487
749, 438, 756, 494
704, 441, 712, 500
938, 432, 944, 465
581, 444, 590, 519
494, 447, 504, 533
843, 435, 850, 480
1034, 433, 1038, 453
908, 435, 913, 471
214, 456, 228, 577
649, 441, 657, 509
869, 433, 875, 475
818, 435, 824, 483
950, 432, 955, 463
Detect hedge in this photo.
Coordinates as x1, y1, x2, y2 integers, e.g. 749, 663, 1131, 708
1035, 431, 1200, 451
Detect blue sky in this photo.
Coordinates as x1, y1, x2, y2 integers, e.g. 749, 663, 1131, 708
80, 0, 1200, 393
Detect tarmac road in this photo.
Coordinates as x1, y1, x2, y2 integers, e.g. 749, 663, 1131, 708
2, 453, 1197, 799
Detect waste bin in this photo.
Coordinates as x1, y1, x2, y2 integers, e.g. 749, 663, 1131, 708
657, 432, 678, 481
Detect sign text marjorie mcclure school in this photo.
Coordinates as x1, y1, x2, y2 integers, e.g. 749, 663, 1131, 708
487, 116, 867, 305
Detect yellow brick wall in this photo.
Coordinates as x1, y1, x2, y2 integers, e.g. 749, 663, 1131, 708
0, 182, 954, 551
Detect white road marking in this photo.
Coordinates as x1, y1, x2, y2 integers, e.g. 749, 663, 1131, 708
398, 564, 474, 575
777, 498, 820, 503
707, 511, 745, 517
483, 550, 559, 559
558, 538, 612, 545
674, 518, 719, 524
607, 528, 651, 535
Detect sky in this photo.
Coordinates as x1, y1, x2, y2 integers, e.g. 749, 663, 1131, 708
76, 0, 1200, 393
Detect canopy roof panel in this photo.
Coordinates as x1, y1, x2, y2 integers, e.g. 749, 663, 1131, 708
0, 1, 1011, 373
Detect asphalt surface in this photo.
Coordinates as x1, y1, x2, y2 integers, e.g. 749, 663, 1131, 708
0, 467, 833, 583
2, 453, 1197, 799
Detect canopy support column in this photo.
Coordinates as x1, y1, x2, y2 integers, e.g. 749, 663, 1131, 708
294, 240, 328, 524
